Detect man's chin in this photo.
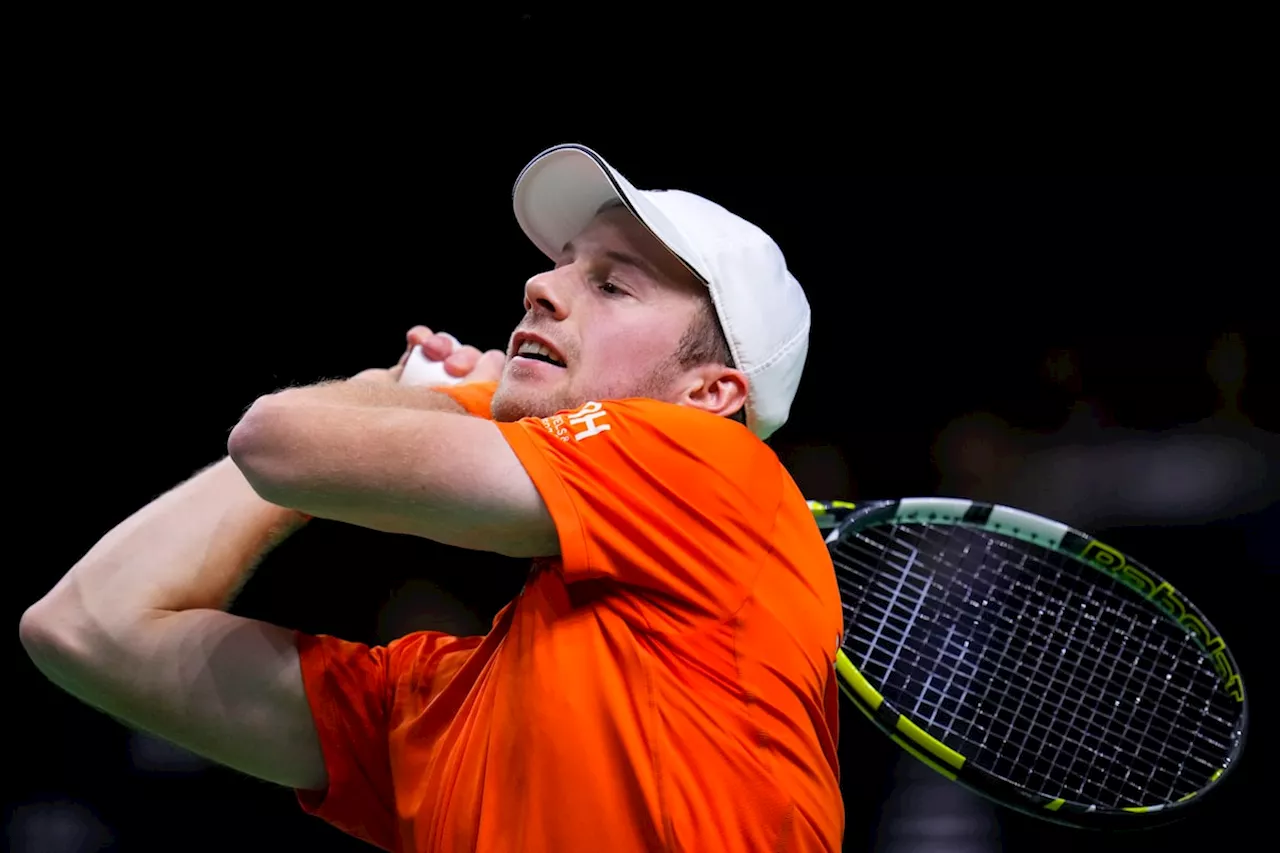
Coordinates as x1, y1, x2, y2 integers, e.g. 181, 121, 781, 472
490, 379, 565, 424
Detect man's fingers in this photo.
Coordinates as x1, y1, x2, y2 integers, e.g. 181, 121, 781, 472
422, 336, 455, 360
406, 326, 435, 347
444, 345, 483, 376
402, 328, 499, 381
407, 327, 457, 360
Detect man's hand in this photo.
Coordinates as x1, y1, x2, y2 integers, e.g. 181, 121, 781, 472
402, 327, 506, 384
354, 327, 506, 385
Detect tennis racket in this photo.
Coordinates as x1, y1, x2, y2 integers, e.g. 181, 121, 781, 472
808, 497, 1247, 830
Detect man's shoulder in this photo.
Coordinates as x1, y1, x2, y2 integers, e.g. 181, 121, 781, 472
563, 397, 768, 447
575, 398, 777, 471
525, 396, 785, 519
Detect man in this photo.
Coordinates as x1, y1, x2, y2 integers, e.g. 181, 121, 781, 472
20, 144, 844, 851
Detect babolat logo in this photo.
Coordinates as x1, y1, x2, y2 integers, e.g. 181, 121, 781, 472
1081, 541, 1243, 703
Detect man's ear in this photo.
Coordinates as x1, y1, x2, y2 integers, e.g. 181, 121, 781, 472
678, 365, 749, 420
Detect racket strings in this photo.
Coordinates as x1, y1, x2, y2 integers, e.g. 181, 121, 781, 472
838, 540, 1217, 751
839, 528, 1229, 762
839, 525, 1230, 805
841, 524, 1234, 803
839, 545, 1209, 807
835, 521, 1239, 808
854, 533, 1229, 764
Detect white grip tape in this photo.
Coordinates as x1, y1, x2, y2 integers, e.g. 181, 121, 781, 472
400, 333, 464, 387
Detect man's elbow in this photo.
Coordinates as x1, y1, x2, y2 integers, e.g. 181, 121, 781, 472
19, 600, 59, 665
19, 597, 93, 684
228, 396, 299, 505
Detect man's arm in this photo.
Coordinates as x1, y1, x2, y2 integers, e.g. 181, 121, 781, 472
18, 458, 327, 790
228, 377, 559, 558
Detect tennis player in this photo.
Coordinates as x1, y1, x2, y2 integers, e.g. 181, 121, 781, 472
20, 144, 844, 851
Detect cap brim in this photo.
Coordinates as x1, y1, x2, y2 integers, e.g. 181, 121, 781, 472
512, 144, 710, 283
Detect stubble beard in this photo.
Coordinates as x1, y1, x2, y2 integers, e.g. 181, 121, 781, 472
489, 358, 683, 423
489, 380, 571, 423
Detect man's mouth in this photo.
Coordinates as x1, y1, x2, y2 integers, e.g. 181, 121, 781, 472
514, 338, 566, 368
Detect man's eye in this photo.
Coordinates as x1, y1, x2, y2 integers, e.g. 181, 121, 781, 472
599, 281, 624, 295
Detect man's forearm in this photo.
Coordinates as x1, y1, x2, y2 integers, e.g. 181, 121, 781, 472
24, 458, 306, 636
226, 379, 473, 513
270, 377, 470, 413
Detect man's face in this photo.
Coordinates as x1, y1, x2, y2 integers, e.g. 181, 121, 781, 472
491, 205, 708, 422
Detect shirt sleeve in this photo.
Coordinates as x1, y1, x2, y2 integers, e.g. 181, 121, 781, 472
495, 399, 783, 622
293, 632, 399, 852
433, 380, 497, 418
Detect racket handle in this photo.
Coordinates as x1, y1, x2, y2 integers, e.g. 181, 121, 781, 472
401, 333, 464, 387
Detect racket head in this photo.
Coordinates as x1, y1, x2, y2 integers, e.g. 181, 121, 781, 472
811, 498, 1248, 830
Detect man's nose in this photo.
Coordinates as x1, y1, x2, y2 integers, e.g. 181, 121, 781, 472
523, 269, 570, 319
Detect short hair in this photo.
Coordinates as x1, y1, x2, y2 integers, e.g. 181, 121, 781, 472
675, 293, 733, 370
676, 293, 746, 424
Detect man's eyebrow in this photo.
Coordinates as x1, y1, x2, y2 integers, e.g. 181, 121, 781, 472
561, 240, 662, 282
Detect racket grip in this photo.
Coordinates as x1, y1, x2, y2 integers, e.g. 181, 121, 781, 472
401, 333, 464, 387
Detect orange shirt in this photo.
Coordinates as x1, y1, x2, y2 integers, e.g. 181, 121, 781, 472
295, 382, 844, 852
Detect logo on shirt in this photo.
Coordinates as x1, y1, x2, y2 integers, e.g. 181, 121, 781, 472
567, 401, 611, 441
540, 401, 613, 443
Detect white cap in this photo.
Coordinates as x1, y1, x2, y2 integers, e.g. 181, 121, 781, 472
511, 143, 810, 440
